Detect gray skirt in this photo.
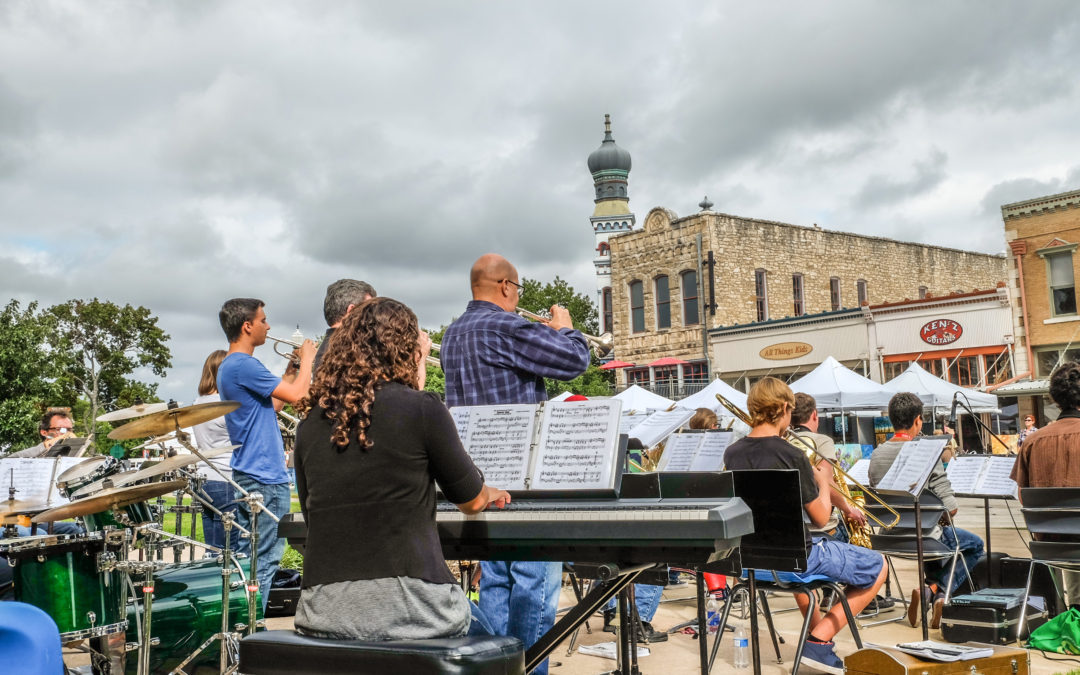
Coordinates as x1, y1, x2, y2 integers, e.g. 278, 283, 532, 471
294, 576, 471, 641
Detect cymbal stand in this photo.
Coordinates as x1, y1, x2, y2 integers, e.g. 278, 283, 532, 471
171, 512, 243, 675
240, 490, 264, 636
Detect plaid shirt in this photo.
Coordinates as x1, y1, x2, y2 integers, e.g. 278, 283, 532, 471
442, 300, 590, 407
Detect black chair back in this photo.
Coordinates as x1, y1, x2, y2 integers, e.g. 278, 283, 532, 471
727, 469, 807, 572
1020, 487, 1080, 565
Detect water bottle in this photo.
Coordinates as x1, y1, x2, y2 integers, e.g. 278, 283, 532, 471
706, 596, 720, 633
733, 625, 750, 668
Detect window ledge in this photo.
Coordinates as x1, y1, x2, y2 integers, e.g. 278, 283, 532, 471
1044, 315, 1080, 325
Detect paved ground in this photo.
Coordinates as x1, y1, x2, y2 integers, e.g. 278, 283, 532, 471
63, 497, 1080, 674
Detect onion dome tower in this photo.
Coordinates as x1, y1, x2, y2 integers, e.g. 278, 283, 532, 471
588, 114, 635, 334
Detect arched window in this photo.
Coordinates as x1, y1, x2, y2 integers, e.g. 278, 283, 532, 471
597, 242, 609, 256
655, 275, 671, 329
629, 280, 645, 333
792, 273, 805, 317
602, 287, 613, 334
857, 279, 868, 306
830, 277, 841, 310
681, 270, 699, 325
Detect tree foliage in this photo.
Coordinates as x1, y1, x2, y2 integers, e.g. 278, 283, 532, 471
47, 299, 172, 440
519, 276, 599, 336
0, 301, 62, 450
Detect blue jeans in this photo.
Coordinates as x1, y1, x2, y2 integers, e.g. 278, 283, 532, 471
199, 480, 239, 552
479, 561, 561, 675
233, 471, 291, 612
933, 526, 984, 593
605, 583, 663, 622
467, 601, 494, 636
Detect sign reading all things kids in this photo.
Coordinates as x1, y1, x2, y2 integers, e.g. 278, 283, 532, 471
920, 319, 963, 346
759, 341, 813, 360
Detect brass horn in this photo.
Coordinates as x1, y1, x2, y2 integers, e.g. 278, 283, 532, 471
714, 392, 901, 540
267, 335, 303, 364
515, 307, 614, 357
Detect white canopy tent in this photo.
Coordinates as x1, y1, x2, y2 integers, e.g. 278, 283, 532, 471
790, 356, 894, 410
883, 361, 999, 414
676, 378, 749, 414
613, 385, 675, 412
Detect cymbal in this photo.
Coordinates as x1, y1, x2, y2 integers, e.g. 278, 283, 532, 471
96, 401, 170, 423
110, 446, 237, 487
0, 498, 52, 517
107, 401, 240, 440
32, 480, 187, 523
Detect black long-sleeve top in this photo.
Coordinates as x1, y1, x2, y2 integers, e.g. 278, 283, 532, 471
294, 382, 484, 588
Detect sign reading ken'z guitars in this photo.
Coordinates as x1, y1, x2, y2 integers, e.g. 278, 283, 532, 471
920, 319, 963, 345
759, 342, 813, 361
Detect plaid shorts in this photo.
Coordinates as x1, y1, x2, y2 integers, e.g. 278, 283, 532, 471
806, 536, 884, 589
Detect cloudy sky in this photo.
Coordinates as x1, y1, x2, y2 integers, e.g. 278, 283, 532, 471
2, 1, 1079, 405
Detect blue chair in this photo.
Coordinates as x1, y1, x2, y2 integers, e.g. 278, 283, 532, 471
0, 602, 64, 675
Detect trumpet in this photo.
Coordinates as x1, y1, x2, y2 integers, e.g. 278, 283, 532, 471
267, 335, 304, 364
713, 392, 900, 546
515, 307, 614, 357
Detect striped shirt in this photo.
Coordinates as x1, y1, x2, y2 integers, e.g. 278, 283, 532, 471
442, 301, 590, 407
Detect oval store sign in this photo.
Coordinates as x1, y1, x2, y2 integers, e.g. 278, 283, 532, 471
920, 319, 963, 346
760, 342, 813, 361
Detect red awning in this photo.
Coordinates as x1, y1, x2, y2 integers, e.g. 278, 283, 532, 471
648, 357, 690, 367
599, 359, 636, 370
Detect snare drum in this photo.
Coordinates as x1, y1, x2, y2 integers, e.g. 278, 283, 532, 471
3, 532, 127, 641
56, 456, 121, 499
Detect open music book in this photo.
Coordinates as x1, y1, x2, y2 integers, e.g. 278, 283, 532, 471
946, 455, 1018, 498
0, 456, 87, 506
655, 430, 734, 472
450, 399, 624, 495
625, 407, 694, 448
874, 436, 950, 496
893, 640, 993, 662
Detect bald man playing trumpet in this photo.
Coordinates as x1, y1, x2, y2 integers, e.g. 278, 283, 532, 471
441, 253, 590, 675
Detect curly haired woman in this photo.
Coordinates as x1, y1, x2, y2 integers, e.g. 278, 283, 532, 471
293, 297, 510, 640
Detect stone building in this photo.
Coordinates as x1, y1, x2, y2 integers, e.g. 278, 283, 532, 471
606, 207, 1007, 392
995, 188, 1080, 422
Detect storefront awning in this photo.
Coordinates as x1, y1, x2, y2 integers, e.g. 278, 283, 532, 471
990, 379, 1050, 396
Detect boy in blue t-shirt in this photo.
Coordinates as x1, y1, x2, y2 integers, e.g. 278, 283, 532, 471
217, 298, 315, 611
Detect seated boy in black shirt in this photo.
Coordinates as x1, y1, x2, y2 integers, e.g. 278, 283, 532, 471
724, 377, 886, 675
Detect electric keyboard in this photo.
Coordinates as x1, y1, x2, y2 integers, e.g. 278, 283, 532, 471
279, 496, 753, 566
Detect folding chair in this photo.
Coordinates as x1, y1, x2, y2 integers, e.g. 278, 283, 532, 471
863, 489, 974, 627
1015, 487, 1080, 636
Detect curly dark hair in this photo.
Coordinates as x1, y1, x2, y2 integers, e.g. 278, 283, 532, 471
1050, 361, 1080, 412
298, 297, 421, 450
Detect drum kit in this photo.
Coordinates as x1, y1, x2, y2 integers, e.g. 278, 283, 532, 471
0, 399, 281, 675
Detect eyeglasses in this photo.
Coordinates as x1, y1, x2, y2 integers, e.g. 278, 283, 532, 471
47, 427, 70, 433
501, 279, 524, 297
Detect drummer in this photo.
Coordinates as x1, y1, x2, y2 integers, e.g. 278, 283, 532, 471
8, 408, 75, 458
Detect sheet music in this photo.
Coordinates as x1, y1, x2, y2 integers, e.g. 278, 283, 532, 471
656, 432, 702, 472
619, 411, 647, 437
945, 455, 983, 495
845, 458, 871, 486
688, 431, 734, 472
982, 456, 1018, 498
450, 404, 538, 491
532, 400, 622, 490
0, 458, 62, 505
876, 437, 949, 496
627, 408, 694, 449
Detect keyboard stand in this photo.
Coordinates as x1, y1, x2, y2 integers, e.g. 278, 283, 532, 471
525, 562, 653, 675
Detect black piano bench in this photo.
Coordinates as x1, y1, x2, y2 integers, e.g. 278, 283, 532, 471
238, 630, 525, 675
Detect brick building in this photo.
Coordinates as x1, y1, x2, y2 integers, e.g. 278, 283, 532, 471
996, 188, 1080, 422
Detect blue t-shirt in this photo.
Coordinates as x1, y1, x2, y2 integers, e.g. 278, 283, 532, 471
217, 352, 288, 485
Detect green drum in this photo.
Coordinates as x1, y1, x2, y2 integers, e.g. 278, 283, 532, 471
81, 499, 155, 533
124, 556, 261, 674
4, 532, 127, 641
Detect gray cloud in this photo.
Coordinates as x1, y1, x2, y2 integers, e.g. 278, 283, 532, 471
2, 1, 1080, 403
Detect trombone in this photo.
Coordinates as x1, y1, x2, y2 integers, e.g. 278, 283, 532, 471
713, 392, 901, 537
515, 307, 614, 357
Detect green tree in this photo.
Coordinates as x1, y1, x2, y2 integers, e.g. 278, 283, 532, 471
423, 325, 447, 396
47, 299, 172, 443
0, 301, 62, 451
